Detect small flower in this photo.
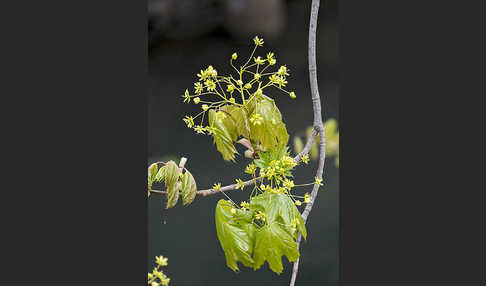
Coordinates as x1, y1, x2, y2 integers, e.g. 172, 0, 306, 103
160, 276, 170, 286
253, 36, 264, 46
148, 273, 154, 280
269, 74, 288, 87
295, 200, 302, 206
315, 176, 323, 186
249, 113, 264, 125
255, 211, 266, 222
290, 91, 296, 99
194, 125, 206, 134
304, 193, 311, 203
153, 269, 163, 279
232, 53, 238, 60
206, 65, 218, 78
213, 182, 221, 191
235, 179, 245, 190
254, 56, 265, 65
197, 69, 208, 81
229, 97, 236, 104
155, 255, 168, 266
283, 179, 295, 190
206, 126, 217, 135
183, 116, 194, 128
193, 97, 200, 104
202, 104, 209, 111
254, 88, 263, 96
227, 84, 235, 93
237, 80, 243, 86
277, 65, 290, 76
245, 163, 256, 175
302, 154, 309, 164
290, 218, 298, 229
183, 89, 190, 103
204, 79, 216, 91
215, 111, 227, 122
194, 82, 203, 94
267, 52, 275, 63
240, 201, 250, 210
244, 83, 252, 90
254, 73, 261, 80
160, 277, 170, 286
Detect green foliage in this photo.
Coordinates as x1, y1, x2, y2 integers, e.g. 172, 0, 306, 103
181, 37, 295, 161
148, 163, 158, 190
147, 159, 197, 208
215, 200, 256, 271
293, 118, 340, 167
148, 37, 325, 279
181, 171, 197, 205
164, 161, 180, 187
254, 145, 289, 170
249, 95, 289, 151
250, 192, 306, 241
215, 192, 306, 274
166, 181, 180, 209
209, 109, 238, 161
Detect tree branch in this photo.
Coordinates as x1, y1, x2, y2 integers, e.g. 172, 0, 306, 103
290, 0, 326, 285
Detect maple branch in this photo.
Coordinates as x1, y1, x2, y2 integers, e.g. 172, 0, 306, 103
289, 0, 326, 285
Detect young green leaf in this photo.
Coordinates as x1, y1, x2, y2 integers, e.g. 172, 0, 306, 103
166, 181, 181, 209
209, 109, 238, 161
249, 193, 305, 274
227, 106, 251, 139
250, 192, 306, 241
164, 160, 180, 187
148, 163, 158, 187
254, 145, 290, 170
249, 95, 289, 151
215, 200, 255, 271
181, 171, 197, 205
154, 165, 167, 183
252, 223, 299, 274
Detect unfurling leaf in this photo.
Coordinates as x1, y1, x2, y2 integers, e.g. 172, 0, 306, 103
164, 161, 181, 209
215, 200, 255, 271
166, 181, 181, 209
148, 163, 158, 189
293, 136, 304, 154
227, 106, 251, 139
181, 171, 197, 205
209, 109, 238, 161
249, 193, 306, 274
252, 223, 299, 274
250, 192, 306, 241
215, 193, 306, 274
155, 165, 167, 183
249, 95, 289, 151
164, 160, 180, 187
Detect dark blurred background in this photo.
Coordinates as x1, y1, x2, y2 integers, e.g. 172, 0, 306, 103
148, 0, 338, 285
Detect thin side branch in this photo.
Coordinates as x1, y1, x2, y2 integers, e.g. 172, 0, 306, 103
149, 136, 318, 197
289, 0, 325, 285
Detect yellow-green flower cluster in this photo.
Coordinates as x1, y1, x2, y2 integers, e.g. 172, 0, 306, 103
240, 201, 250, 210
235, 179, 245, 190
259, 155, 297, 182
245, 163, 256, 175
181, 36, 297, 136
148, 256, 170, 286
255, 210, 266, 222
